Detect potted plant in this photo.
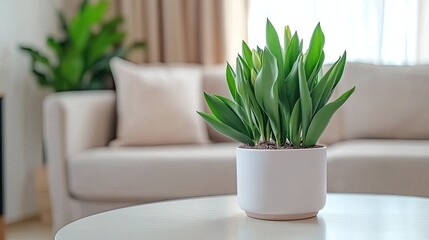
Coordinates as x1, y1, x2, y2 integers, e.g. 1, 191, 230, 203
198, 19, 355, 220
20, 0, 144, 91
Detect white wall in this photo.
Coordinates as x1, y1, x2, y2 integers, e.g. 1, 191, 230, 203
0, 0, 60, 223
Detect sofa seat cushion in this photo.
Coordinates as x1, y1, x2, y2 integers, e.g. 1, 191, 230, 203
68, 143, 238, 202
328, 140, 429, 197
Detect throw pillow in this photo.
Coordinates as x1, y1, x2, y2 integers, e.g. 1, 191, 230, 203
109, 58, 209, 146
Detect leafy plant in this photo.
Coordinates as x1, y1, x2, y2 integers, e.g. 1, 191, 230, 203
20, 0, 144, 91
198, 19, 355, 148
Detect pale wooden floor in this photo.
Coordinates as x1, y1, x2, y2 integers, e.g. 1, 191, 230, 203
6, 218, 52, 240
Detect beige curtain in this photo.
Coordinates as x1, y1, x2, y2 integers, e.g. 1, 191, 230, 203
117, 0, 247, 64
64, 0, 248, 64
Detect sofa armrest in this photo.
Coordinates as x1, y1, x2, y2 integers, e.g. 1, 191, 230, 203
43, 90, 115, 231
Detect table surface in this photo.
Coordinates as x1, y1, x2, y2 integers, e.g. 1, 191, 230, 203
56, 194, 429, 240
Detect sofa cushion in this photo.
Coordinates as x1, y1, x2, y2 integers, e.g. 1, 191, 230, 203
110, 58, 209, 146
68, 143, 238, 201
328, 139, 429, 197
337, 63, 429, 140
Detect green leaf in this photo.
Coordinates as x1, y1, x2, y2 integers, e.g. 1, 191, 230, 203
252, 49, 261, 71
278, 106, 288, 145
317, 52, 347, 111
20, 47, 50, 64
235, 57, 248, 104
266, 19, 284, 82
278, 65, 290, 114
237, 55, 265, 140
304, 23, 325, 79
204, 93, 249, 135
238, 55, 250, 82
284, 32, 300, 77
255, 48, 280, 139
90, 48, 126, 73
57, 11, 68, 33
307, 51, 325, 90
255, 48, 277, 108
87, 32, 125, 66
284, 58, 299, 110
127, 41, 146, 51
83, 0, 109, 27
58, 49, 84, 86
226, 63, 237, 100
298, 54, 312, 141
304, 87, 355, 146
216, 95, 248, 124
256, 46, 263, 57
310, 57, 339, 114
47, 37, 62, 57
242, 41, 253, 69
284, 25, 292, 49
277, 52, 290, 143
32, 69, 51, 86
86, 17, 126, 65
20, 46, 54, 80
250, 68, 257, 86
79, 0, 89, 12
216, 95, 256, 139
249, 92, 266, 140
103, 16, 124, 31
333, 51, 347, 89
69, 0, 109, 51
197, 112, 254, 144
236, 58, 260, 136
289, 99, 301, 146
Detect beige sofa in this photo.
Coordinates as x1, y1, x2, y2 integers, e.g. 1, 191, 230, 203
44, 63, 429, 232
326, 63, 429, 196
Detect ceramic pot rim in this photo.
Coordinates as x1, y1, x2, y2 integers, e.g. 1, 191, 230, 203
237, 145, 326, 152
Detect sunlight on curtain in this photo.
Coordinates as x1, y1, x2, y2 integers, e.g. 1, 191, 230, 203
248, 0, 428, 65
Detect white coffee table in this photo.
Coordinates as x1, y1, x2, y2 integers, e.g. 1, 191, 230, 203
56, 193, 429, 240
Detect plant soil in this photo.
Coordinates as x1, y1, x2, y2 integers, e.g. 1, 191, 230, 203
239, 142, 324, 150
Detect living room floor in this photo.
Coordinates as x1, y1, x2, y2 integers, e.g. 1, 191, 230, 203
6, 218, 51, 240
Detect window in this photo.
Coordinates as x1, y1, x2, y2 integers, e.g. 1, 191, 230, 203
248, 0, 429, 65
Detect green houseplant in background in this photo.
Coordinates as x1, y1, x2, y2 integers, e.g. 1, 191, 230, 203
198, 19, 355, 220
20, 0, 144, 91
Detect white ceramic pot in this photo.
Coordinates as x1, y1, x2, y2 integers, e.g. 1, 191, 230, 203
236, 146, 327, 220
